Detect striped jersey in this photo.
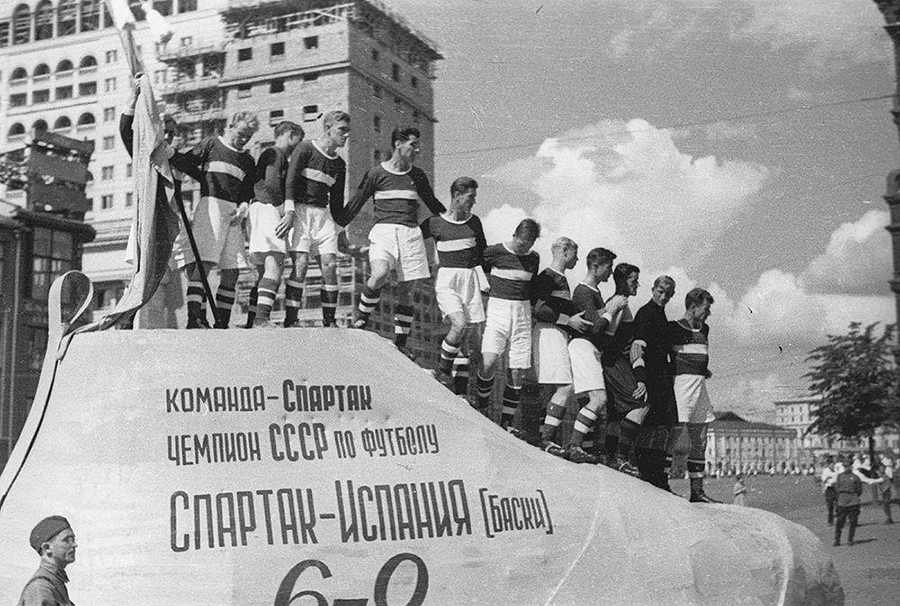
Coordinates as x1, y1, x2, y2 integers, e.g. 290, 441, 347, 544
284, 140, 347, 215
570, 283, 615, 351
420, 214, 487, 269
668, 319, 709, 376
339, 163, 445, 227
171, 136, 255, 205
253, 146, 290, 206
601, 300, 634, 363
632, 299, 673, 383
532, 268, 576, 326
483, 243, 539, 301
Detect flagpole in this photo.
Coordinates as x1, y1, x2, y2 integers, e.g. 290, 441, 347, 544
106, 1, 221, 326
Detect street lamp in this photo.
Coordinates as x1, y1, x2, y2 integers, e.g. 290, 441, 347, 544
873, 1, 900, 326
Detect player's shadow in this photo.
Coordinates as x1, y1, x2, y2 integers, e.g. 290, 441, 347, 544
850, 538, 877, 545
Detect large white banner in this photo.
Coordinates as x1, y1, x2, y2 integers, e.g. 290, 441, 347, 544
0, 328, 842, 604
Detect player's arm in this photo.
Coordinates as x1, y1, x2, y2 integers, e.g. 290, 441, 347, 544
532, 273, 588, 331
630, 307, 650, 385
231, 157, 255, 224
337, 169, 377, 227
168, 138, 208, 182
414, 169, 446, 215
328, 162, 346, 222
118, 75, 142, 158
703, 324, 713, 378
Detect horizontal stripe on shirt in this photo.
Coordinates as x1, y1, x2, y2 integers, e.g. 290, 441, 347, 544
436, 238, 477, 252
492, 268, 534, 281
302, 167, 336, 186
550, 290, 571, 299
375, 190, 420, 200
207, 160, 246, 181
673, 343, 708, 355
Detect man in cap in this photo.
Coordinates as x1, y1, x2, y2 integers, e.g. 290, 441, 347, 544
18, 515, 76, 605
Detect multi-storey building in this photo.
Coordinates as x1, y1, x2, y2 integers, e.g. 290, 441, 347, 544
774, 397, 900, 464
0, 130, 95, 471
0, 0, 443, 329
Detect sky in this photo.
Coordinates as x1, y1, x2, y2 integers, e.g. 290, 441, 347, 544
382, 0, 898, 421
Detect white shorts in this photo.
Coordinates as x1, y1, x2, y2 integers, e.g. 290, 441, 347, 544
532, 323, 572, 385
173, 197, 247, 270
568, 338, 605, 395
368, 223, 430, 282
435, 267, 485, 323
482, 298, 532, 369
290, 204, 338, 256
248, 202, 288, 260
674, 374, 714, 423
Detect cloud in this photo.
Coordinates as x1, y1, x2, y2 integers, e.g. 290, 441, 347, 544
598, 0, 886, 69
799, 210, 892, 295
719, 268, 895, 345
732, 0, 887, 68
486, 118, 770, 272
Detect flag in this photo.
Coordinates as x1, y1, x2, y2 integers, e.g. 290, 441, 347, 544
87, 3, 180, 329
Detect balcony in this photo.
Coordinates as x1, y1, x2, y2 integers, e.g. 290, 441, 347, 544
157, 42, 226, 63
168, 106, 226, 124
160, 74, 222, 96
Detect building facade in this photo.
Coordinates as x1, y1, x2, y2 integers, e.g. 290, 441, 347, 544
0, 131, 95, 471
704, 411, 799, 476
774, 397, 900, 464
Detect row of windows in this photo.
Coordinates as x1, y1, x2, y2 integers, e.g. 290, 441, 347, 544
8, 77, 115, 106
237, 37, 319, 62
1, 1, 197, 47
266, 105, 320, 124
92, 191, 133, 211
235, 74, 319, 98
9, 53, 113, 83
372, 85, 423, 122
370, 48, 419, 89
7, 106, 118, 138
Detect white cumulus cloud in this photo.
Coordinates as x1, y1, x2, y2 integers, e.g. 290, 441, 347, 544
485, 118, 770, 272
800, 210, 892, 295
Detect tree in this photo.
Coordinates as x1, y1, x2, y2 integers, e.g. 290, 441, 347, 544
804, 322, 899, 465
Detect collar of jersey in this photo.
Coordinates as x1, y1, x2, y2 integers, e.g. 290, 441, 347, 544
380, 161, 412, 176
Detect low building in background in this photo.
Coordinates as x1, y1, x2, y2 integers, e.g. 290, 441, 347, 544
774, 397, 900, 465
705, 411, 799, 476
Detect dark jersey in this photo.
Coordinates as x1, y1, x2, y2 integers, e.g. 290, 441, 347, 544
601, 302, 634, 364
420, 214, 487, 269
632, 299, 673, 383
170, 136, 255, 205
668, 319, 710, 376
339, 163, 444, 227
532, 267, 577, 326
483, 243, 539, 301
570, 283, 615, 351
253, 146, 290, 206
284, 140, 346, 216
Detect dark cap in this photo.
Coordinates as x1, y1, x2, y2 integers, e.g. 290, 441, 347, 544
29, 516, 71, 553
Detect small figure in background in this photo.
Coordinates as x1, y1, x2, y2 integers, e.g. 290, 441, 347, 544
732, 473, 748, 506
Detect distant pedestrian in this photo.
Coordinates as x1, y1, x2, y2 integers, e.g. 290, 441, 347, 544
820, 457, 838, 525
18, 515, 77, 606
879, 454, 895, 524
834, 460, 863, 547
732, 474, 748, 506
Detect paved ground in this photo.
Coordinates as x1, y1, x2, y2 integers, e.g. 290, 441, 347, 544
670, 475, 900, 605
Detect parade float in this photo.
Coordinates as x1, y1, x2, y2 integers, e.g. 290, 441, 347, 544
0, 273, 844, 605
